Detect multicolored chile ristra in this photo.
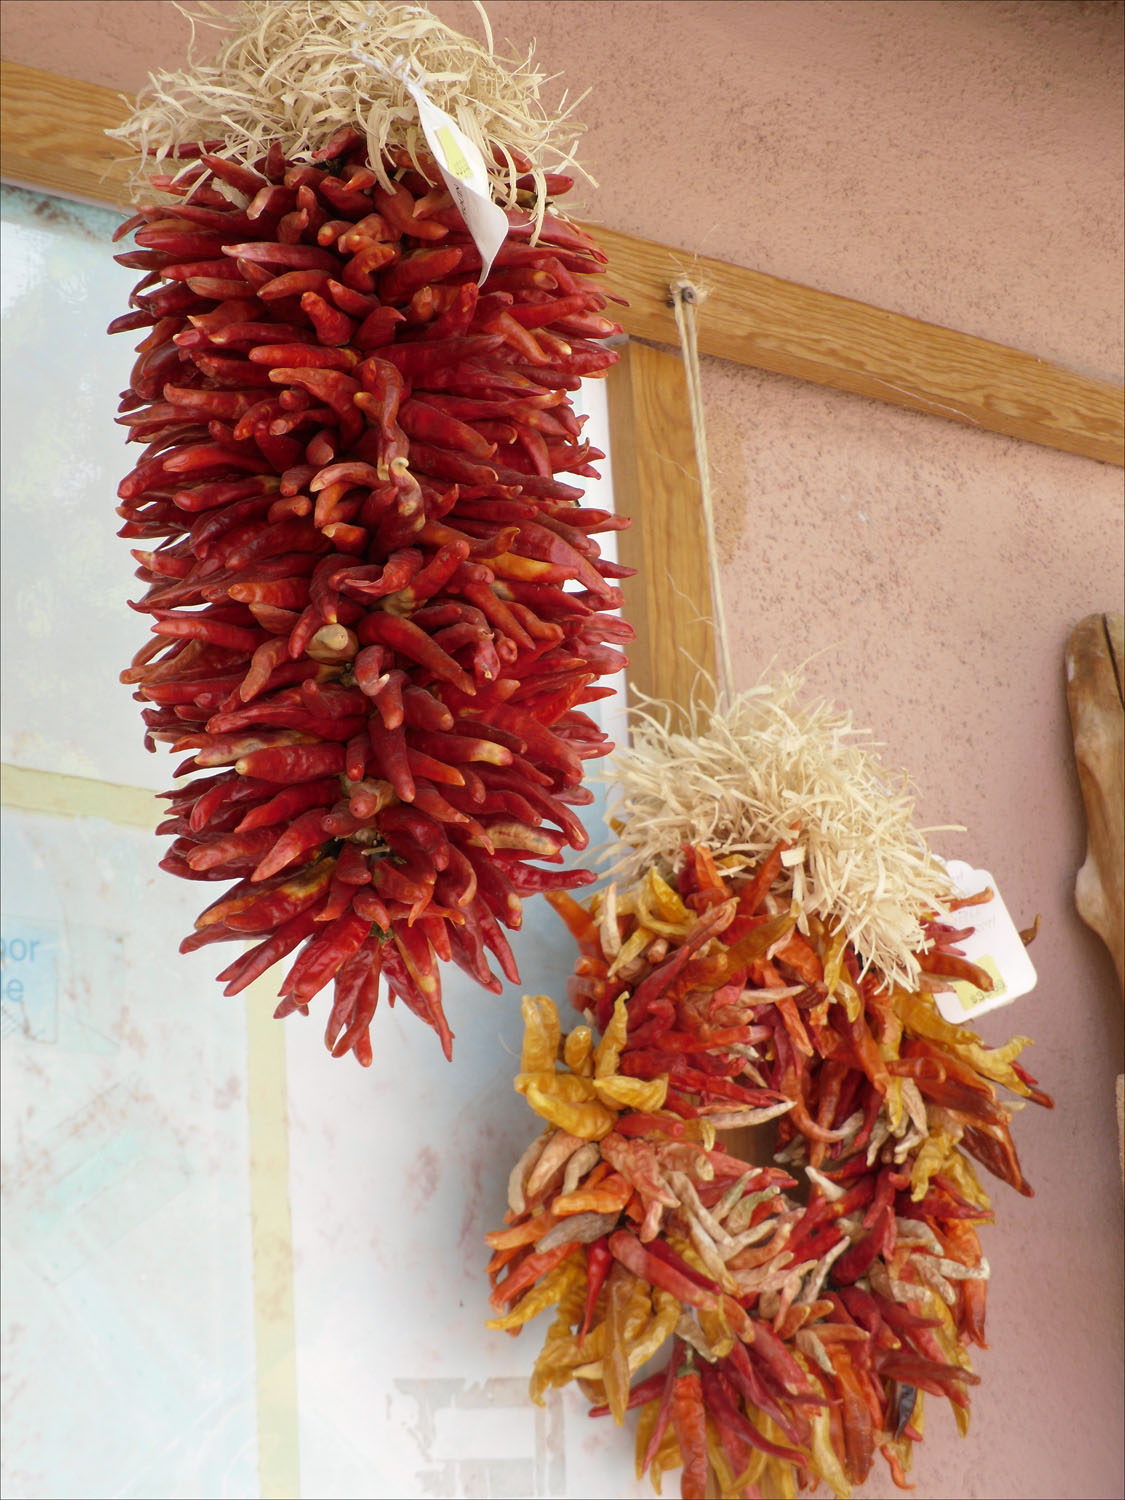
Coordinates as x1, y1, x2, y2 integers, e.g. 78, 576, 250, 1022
486, 684, 1052, 1499
108, 3, 631, 1062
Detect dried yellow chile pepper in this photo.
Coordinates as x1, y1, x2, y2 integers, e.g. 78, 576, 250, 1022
520, 994, 560, 1074
636, 867, 693, 935
894, 991, 1036, 1097
648, 1423, 684, 1497
593, 1074, 669, 1112
486, 1258, 585, 1332
529, 1274, 589, 1405
600, 1262, 640, 1423
572, 1286, 676, 1383
635, 1398, 684, 1495
563, 1024, 594, 1075
821, 924, 848, 999
521, 1080, 618, 1139
515, 1070, 595, 1102
807, 1403, 852, 1500
942, 1151, 993, 1213
696, 1302, 735, 1361
608, 923, 655, 976
909, 1128, 955, 1201
623, 1289, 680, 1375
594, 994, 630, 1077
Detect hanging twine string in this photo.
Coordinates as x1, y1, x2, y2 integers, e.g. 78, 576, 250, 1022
670, 276, 735, 708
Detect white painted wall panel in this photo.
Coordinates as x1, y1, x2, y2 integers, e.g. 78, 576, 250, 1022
1, 187, 170, 791
1, 809, 259, 1500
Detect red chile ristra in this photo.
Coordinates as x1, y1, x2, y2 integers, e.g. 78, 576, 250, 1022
111, 135, 632, 1064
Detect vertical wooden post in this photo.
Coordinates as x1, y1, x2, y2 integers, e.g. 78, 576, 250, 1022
608, 343, 774, 1203
606, 340, 719, 734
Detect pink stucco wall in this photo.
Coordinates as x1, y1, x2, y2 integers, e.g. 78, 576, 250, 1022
3, 3, 1122, 1498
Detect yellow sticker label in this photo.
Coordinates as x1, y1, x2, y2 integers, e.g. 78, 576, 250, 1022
436, 125, 472, 181
950, 954, 1006, 1013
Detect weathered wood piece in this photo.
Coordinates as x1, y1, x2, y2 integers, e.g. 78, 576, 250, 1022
1066, 611, 1125, 990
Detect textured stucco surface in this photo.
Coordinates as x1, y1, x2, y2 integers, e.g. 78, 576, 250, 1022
2, 3, 1123, 1498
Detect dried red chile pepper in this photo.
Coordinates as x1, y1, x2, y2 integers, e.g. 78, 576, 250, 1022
111, 140, 631, 1063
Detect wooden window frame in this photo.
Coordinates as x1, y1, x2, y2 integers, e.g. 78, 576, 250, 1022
4, 59, 1121, 713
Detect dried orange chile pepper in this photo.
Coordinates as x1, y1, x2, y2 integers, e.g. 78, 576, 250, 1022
489, 1240, 582, 1312
670, 1352, 708, 1500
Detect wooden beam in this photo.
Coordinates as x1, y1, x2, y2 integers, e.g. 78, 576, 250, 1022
595, 224, 1125, 469
2, 59, 1121, 467
608, 343, 719, 729
0, 61, 133, 205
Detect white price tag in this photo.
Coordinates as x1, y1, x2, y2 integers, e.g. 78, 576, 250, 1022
361, 52, 510, 286
933, 860, 1037, 1024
